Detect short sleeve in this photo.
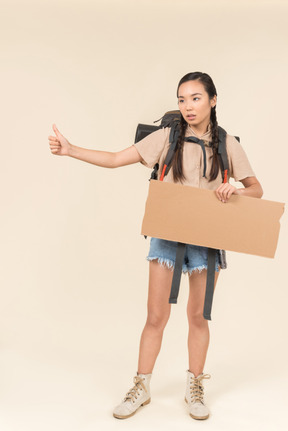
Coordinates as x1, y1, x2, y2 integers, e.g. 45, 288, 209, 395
134, 127, 169, 168
226, 135, 256, 181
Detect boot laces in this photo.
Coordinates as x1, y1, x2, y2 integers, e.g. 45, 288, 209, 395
123, 376, 147, 404
189, 373, 211, 404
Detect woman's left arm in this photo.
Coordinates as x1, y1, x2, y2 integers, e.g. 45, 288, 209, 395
215, 176, 263, 203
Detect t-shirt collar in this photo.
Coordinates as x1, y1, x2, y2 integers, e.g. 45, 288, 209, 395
186, 122, 212, 143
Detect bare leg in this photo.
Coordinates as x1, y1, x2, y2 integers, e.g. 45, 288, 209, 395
187, 270, 220, 376
137, 260, 174, 374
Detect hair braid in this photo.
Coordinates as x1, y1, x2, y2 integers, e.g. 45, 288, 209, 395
209, 106, 220, 182
172, 115, 187, 183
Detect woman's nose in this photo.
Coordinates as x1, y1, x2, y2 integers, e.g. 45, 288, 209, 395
185, 100, 193, 109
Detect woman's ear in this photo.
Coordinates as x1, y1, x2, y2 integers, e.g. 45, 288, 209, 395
211, 95, 217, 108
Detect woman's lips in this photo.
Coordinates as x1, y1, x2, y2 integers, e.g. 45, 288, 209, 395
187, 115, 196, 119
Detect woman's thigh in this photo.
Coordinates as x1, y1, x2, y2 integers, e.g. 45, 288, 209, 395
146, 260, 174, 327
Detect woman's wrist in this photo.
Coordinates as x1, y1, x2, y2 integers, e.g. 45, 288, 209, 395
234, 187, 244, 196
234, 186, 262, 198
67, 144, 77, 158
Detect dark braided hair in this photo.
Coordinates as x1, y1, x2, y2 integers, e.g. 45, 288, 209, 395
172, 72, 220, 183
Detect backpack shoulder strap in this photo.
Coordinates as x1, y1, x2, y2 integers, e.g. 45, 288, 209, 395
217, 126, 240, 183
155, 111, 181, 180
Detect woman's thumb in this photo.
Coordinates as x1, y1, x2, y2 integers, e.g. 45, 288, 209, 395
53, 123, 61, 137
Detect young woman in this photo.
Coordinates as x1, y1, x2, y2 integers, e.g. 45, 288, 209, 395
48, 72, 263, 421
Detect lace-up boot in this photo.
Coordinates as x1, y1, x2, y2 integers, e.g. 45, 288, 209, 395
184, 370, 211, 420
113, 372, 152, 419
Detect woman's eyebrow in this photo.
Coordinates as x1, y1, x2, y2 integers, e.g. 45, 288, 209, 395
178, 92, 202, 98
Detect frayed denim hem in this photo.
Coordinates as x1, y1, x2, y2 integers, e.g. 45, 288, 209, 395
146, 257, 220, 275
183, 264, 221, 276
146, 256, 175, 272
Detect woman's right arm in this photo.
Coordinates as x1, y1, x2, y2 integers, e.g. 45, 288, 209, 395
48, 124, 143, 168
68, 143, 142, 168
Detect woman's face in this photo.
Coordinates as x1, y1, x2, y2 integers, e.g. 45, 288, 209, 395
177, 80, 216, 130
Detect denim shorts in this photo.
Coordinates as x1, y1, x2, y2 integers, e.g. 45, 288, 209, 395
146, 237, 220, 276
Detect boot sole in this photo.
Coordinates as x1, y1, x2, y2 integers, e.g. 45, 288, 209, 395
184, 397, 209, 420
113, 398, 151, 419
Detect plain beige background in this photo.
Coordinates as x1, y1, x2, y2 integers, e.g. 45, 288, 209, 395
0, 0, 287, 430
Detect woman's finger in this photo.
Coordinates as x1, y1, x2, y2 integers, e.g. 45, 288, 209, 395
221, 184, 233, 202
215, 188, 222, 201
227, 188, 234, 199
223, 187, 229, 200
215, 184, 224, 200
220, 184, 229, 201
52, 124, 62, 138
50, 146, 60, 152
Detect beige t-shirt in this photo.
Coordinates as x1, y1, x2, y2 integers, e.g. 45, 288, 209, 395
134, 123, 255, 190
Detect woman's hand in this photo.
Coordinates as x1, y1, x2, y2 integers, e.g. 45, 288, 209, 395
48, 124, 72, 156
215, 177, 263, 202
215, 183, 238, 203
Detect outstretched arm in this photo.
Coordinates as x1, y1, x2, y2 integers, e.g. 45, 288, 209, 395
68, 143, 142, 168
48, 124, 143, 168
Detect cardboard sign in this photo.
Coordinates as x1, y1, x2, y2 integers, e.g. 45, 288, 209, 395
141, 180, 285, 258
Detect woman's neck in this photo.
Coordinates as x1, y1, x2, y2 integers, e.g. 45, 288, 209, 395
187, 121, 211, 138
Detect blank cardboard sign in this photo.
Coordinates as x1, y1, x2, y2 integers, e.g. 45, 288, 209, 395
141, 180, 285, 258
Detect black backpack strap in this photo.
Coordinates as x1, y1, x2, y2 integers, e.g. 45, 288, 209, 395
168, 242, 186, 304
203, 248, 217, 320
168, 243, 218, 317
159, 121, 180, 180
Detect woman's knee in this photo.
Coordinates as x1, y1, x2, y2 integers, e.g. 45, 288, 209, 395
146, 308, 170, 332
187, 308, 208, 328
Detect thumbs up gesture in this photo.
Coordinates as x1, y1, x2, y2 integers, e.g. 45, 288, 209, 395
48, 124, 71, 156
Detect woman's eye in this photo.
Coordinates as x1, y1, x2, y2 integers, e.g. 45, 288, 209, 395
194, 97, 200, 101
178, 100, 184, 103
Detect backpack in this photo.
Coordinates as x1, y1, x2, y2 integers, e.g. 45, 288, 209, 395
134, 110, 239, 320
